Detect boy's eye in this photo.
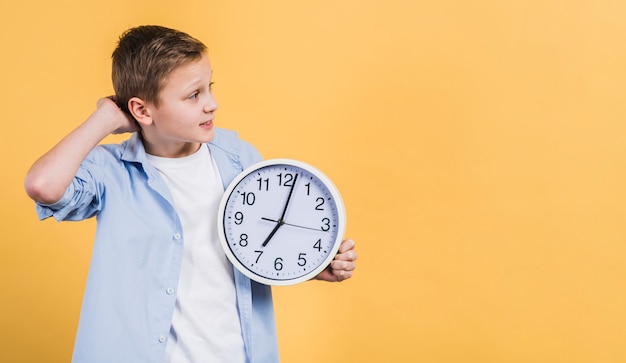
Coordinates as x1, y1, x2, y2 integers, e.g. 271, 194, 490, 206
209, 82, 215, 91
189, 91, 199, 99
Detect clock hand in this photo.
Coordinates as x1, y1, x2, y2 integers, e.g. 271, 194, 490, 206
261, 217, 327, 232
279, 173, 298, 221
261, 174, 299, 247
261, 220, 283, 247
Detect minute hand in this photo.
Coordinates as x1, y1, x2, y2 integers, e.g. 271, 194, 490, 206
261, 173, 299, 247
279, 173, 298, 221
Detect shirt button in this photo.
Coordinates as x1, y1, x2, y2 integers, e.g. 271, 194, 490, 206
166, 287, 175, 295
159, 336, 167, 343
174, 233, 182, 240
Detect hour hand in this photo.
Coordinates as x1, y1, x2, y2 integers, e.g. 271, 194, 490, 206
261, 219, 283, 247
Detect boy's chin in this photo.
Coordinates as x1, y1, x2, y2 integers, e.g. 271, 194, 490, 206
202, 129, 215, 143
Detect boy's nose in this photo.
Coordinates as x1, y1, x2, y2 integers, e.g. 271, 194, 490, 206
204, 94, 218, 113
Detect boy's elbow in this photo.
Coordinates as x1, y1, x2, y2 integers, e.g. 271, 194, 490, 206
24, 173, 64, 205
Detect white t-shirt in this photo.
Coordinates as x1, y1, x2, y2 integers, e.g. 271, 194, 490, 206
147, 144, 245, 363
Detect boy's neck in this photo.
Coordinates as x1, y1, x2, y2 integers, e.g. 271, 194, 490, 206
141, 135, 202, 158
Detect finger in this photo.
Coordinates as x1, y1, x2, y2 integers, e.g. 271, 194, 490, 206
96, 96, 117, 109
96, 97, 108, 109
330, 259, 356, 272
338, 238, 355, 254
333, 249, 358, 262
331, 267, 353, 281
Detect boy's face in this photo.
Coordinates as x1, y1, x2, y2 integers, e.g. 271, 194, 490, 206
140, 52, 218, 157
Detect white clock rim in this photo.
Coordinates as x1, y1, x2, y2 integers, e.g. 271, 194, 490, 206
217, 158, 346, 286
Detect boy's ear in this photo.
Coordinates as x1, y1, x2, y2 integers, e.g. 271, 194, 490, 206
128, 97, 153, 126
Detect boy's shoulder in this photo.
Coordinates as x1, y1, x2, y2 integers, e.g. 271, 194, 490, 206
211, 127, 255, 154
212, 127, 238, 146
211, 127, 262, 169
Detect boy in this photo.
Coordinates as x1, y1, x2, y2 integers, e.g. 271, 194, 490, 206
24, 25, 357, 363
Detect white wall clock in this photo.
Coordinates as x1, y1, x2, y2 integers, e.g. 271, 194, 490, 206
217, 159, 346, 286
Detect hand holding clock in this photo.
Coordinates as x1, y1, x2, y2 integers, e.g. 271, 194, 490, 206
314, 238, 357, 282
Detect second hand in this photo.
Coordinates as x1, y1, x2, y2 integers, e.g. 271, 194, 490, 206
261, 217, 326, 232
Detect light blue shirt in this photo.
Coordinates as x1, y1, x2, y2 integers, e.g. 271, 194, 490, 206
36, 129, 279, 363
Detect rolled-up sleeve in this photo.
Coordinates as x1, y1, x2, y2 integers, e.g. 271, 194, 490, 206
36, 154, 104, 222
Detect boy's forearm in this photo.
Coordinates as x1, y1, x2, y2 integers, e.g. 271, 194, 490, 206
24, 108, 123, 205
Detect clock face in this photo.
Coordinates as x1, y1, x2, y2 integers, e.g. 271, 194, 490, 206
218, 159, 346, 286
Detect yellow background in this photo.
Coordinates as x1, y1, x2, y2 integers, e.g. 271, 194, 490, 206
1, 1, 625, 362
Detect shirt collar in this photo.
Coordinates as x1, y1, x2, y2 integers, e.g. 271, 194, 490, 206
120, 132, 149, 164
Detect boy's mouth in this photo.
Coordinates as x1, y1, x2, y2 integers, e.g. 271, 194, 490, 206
200, 120, 213, 128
